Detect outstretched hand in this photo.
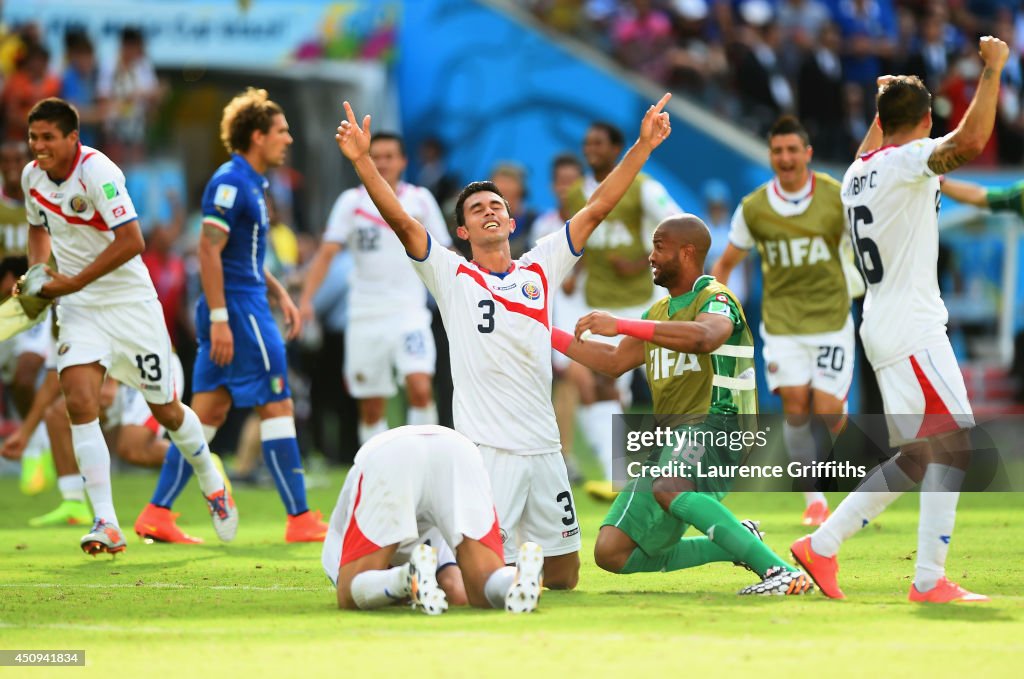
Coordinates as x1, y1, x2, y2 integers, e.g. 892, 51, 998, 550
336, 101, 372, 161
638, 93, 672, 150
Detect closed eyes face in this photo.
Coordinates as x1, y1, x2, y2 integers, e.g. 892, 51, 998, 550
459, 190, 516, 243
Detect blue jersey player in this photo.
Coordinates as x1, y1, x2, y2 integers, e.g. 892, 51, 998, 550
135, 88, 328, 543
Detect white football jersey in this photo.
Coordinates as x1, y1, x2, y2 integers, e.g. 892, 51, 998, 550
22, 145, 156, 308
324, 182, 451, 319
841, 137, 947, 367
412, 227, 581, 454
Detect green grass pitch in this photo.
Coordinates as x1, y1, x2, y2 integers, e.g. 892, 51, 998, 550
1, 473, 1021, 678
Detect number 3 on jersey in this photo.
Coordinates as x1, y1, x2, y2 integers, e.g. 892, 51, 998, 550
847, 205, 884, 284
477, 299, 495, 333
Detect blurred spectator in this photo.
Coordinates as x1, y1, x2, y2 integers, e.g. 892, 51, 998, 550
834, 0, 898, 120
490, 161, 538, 259
798, 21, 850, 161
415, 135, 459, 210
702, 178, 748, 304
905, 6, 956, 95
60, 30, 102, 147
265, 194, 300, 279
1, 42, 60, 142
666, 0, 731, 104
141, 193, 188, 347
734, 5, 796, 135
611, 0, 675, 83
98, 27, 161, 165
776, 0, 833, 76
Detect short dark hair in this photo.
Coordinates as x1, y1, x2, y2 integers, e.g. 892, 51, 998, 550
877, 76, 931, 136
27, 98, 79, 136
454, 180, 511, 227
219, 87, 283, 154
551, 153, 583, 177
121, 26, 144, 46
768, 115, 810, 146
370, 132, 405, 156
589, 122, 624, 147
64, 29, 93, 53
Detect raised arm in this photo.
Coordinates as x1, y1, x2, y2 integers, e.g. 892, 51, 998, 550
568, 93, 673, 247
335, 102, 428, 259
939, 177, 989, 208
927, 36, 1009, 175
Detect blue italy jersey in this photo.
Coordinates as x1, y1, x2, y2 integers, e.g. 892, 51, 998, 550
200, 154, 269, 294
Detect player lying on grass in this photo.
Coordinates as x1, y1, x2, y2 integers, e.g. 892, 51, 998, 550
334, 94, 673, 590
322, 425, 543, 614
553, 215, 813, 595
791, 37, 1009, 604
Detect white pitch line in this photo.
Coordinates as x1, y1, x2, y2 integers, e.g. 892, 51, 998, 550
0, 583, 330, 591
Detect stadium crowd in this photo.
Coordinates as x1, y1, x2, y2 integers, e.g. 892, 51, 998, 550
525, 0, 1024, 163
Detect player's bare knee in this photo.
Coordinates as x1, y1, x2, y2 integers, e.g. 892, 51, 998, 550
149, 401, 184, 431
256, 398, 294, 420
62, 389, 99, 423
358, 398, 385, 425
593, 543, 625, 574
405, 378, 433, 408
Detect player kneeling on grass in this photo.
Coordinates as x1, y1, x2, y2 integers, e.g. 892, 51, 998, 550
554, 215, 813, 596
322, 425, 543, 614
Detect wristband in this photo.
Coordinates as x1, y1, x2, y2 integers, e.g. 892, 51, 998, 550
551, 328, 573, 354
615, 318, 657, 341
209, 307, 229, 323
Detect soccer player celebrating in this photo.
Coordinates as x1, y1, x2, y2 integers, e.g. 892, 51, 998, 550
21, 98, 234, 554
323, 425, 543, 614
335, 94, 674, 590
712, 116, 857, 527
791, 36, 1010, 603
299, 132, 450, 445
554, 215, 813, 595
135, 87, 328, 543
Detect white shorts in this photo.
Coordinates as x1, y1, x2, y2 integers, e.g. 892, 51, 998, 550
106, 354, 186, 435
875, 342, 975, 447
478, 446, 581, 562
761, 315, 855, 400
344, 310, 436, 399
321, 425, 500, 585
55, 301, 176, 405
0, 307, 52, 382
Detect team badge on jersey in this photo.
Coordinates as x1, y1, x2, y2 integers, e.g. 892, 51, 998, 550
101, 182, 119, 199
521, 281, 541, 300
58, 343, 70, 355
270, 375, 285, 394
69, 195, 89, 213
214, 184, 238, 209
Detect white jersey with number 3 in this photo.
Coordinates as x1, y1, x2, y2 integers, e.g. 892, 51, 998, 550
21, 144, 155, 308
411, 226, 581, 454
841, 137, 947, 367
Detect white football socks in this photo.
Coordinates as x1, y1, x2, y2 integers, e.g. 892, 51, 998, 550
57, 474, 85, 503
484, 566, 517, 609
167, 405, 223, 496
24, 424, 50, 460
71, 420, 117, 526
350, 566, 411, 609
915, 464, 965, 592
358, 419, 389, 445
783, 420, 826, 507
810, 487, 905, 558
407, 404, 438, 426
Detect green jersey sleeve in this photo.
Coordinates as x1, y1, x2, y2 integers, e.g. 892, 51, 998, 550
698, 292, 743, 334
986, 181, 1024, 216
